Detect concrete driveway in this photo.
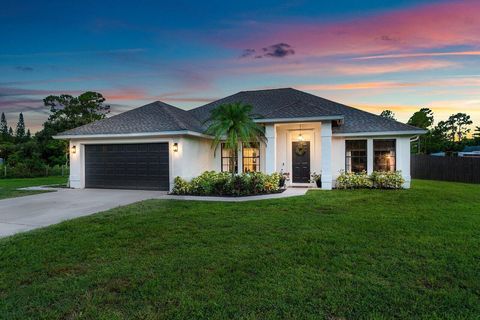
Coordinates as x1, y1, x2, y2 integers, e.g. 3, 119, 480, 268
0, 188, 166, 238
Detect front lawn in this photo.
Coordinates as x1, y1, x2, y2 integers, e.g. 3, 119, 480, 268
0, 176, 68, 200
1, 180, 479, 319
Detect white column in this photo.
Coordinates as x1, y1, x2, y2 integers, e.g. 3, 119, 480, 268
265, 124, 277, 174
396, 137, 411, 188
321, 121, 332, 190
69, 140, 83, 188
237, 144, 243, 174
367, 138, 374, 174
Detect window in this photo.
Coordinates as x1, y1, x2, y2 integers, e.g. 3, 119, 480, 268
374, 139, 396, 172
345, 140, 367, 173
221, 143, 238, 173
243, 143, 260, 173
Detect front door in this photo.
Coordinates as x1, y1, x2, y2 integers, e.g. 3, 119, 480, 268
292, 141, 310, 183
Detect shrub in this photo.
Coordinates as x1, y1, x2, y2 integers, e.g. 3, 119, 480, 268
265, 172, 282, 192
171, 176, 191, 195
371, 171, 405, 189
336, 170, 373, 189
336, 170, 404, 189
171, 171, 282, 196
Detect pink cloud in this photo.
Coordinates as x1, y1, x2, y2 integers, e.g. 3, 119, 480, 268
351, 51, 480, 60
229, 59, 456, 76
224, 0, 480, 58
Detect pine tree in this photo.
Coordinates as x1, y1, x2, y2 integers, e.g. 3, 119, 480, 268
0, 112, 8, 138
8, 127, 13, 136
15, 112, 26, 139
26, 128, 31, 139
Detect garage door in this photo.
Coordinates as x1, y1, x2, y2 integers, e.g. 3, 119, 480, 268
85, 143, 169, 190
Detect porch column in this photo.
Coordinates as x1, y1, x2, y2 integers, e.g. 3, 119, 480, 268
321, 121, 332, 190
265, 124, 276, 173
367, 138, 374, 174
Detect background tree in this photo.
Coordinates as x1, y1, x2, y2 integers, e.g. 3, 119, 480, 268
36, 91, 110, 166
445, 113, 472, 141
473, 126, 480, 143
205, 102, 266, 175
380, 110, 396, 120
15, 112, 26, 142
407, 108, 434, 129
407, 108, 434, 154
0, 112, 9, 141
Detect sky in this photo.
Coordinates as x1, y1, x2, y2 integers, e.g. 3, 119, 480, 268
1, 0, 480, 132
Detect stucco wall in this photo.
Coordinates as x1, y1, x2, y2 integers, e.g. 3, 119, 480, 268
68, 135, 214, 190
331, 135, 412, 188
275, 123, 322, 180
68, 131, 413, 190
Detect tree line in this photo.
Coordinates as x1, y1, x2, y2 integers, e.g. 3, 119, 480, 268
380, 109, 480, 154
1, 92, 479, 177
0, 92, 109, 176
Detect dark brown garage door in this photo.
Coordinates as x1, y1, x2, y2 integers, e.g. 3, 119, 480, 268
85, 143, 169, 190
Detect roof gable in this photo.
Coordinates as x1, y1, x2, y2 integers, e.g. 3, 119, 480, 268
60, 101, 203, 136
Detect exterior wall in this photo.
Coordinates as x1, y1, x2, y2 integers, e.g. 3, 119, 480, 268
68, 130, 413, 191
274, 122, 323, 186
68, 135, 215, 190
331, 135, 412, 188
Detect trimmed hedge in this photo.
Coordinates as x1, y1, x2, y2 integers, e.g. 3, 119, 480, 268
336, 170, 405, 189
172, 171, 283, 196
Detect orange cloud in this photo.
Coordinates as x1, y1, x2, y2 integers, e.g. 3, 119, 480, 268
296, 81, 416, 91
295, 77, 480, 92
354, 101, 480, 128
103, 88, 149, 101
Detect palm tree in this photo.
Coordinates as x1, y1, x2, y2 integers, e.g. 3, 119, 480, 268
205, 102, 266, 175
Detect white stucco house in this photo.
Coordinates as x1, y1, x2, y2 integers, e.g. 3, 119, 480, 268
55, 88, 426, 191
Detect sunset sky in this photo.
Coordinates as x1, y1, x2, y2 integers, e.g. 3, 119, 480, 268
1, 0, 480, 132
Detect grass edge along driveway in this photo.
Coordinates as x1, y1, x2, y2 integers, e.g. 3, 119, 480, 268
0, 176, 67, 200
0, 179, 479, 319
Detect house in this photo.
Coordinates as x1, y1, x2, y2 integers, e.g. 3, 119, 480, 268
459, 146, 480, 158
54, 88, 426, 191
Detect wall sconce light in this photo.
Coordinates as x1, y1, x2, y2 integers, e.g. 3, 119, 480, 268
297, 123, 304, 141
173, 143, 178, 152
71, 145, 76, 154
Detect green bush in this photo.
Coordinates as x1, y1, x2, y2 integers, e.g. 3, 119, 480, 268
336, 171, 373, 189
371, 171, 405, 189
171, 171, 282, 196
336, 170, 404, 189
171, 177, 191, 195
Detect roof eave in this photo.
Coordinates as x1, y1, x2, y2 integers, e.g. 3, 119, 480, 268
53, 130, 212, 140
254, 115, 344, 124
333, 130, 428, 137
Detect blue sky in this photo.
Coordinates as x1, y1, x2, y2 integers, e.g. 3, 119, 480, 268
1, 0, 479, 131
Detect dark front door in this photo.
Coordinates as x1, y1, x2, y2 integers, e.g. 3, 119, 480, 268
85, 143, 169, 191
292, 141, 310, 183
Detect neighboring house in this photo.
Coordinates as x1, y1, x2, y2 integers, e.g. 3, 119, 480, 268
459, 146, 480, 158
55, 88, 426, 191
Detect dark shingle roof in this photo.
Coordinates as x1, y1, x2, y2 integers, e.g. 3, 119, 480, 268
59, 88, 424, 136
191, 88, 422, 134
60, 101, 203, 136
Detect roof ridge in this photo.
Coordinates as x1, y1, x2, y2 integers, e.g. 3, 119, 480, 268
158, 102, 193, 130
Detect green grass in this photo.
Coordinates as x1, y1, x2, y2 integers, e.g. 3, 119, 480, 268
1, 180, 479, 319
0, 176, 68, 200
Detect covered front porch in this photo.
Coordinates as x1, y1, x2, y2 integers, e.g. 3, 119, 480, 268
263, 121, 333, 190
